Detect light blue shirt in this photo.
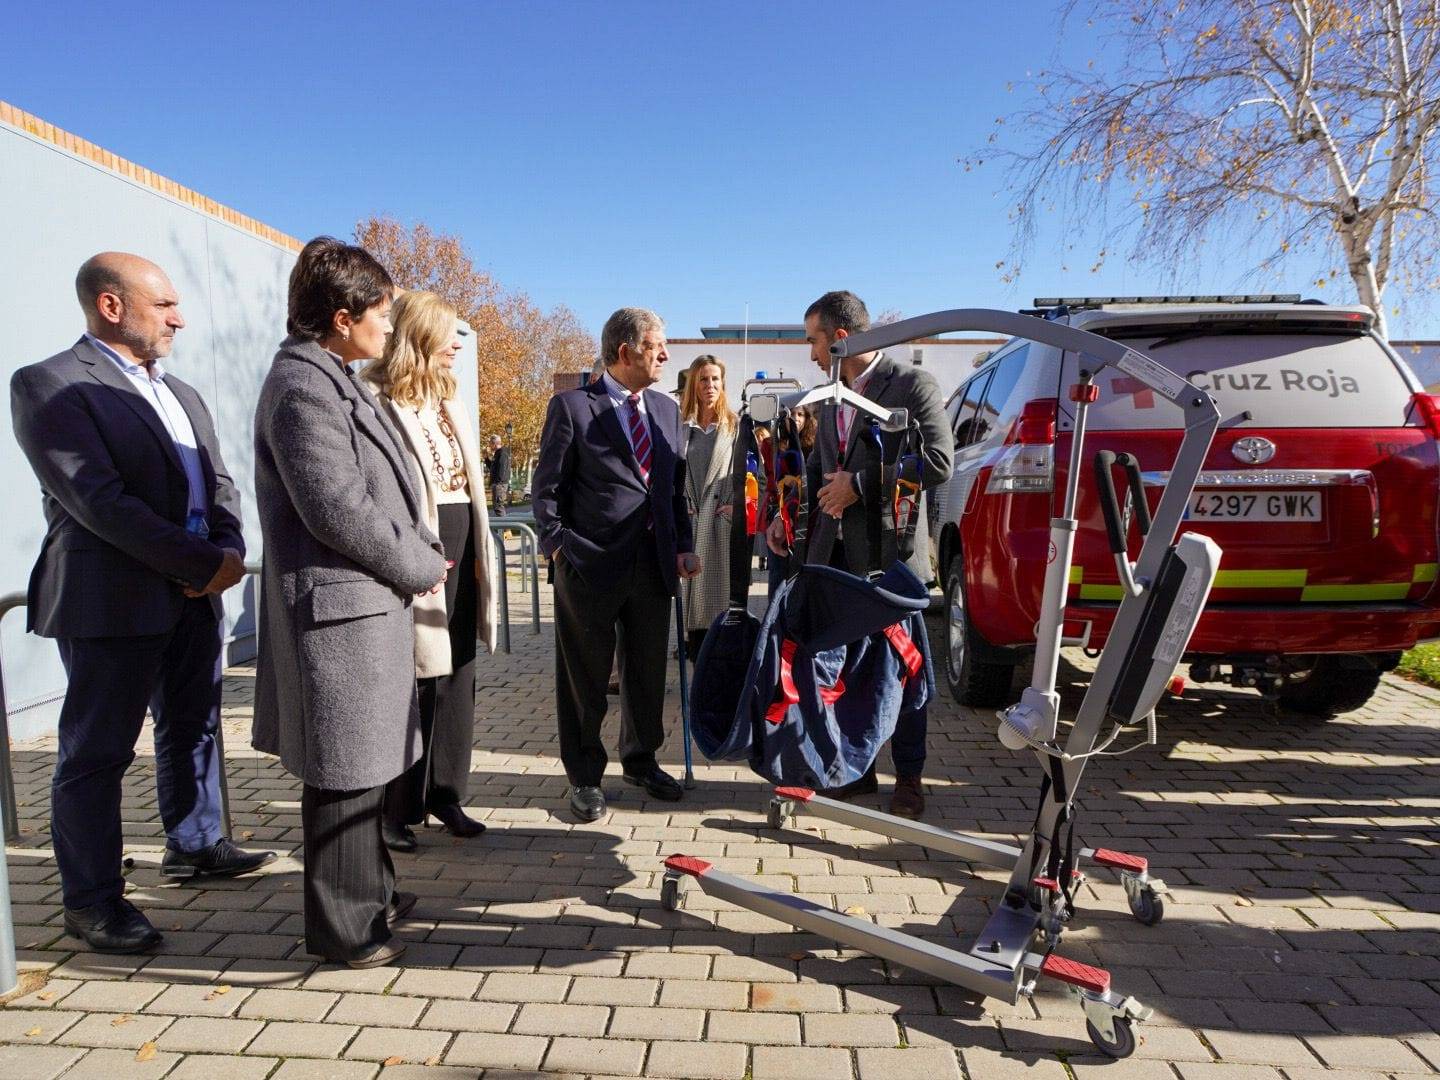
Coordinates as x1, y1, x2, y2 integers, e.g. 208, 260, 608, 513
87, 334, 209, 517
601, 369, 650, 456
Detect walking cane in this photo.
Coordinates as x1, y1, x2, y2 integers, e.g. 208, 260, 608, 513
673, 592, 695, 789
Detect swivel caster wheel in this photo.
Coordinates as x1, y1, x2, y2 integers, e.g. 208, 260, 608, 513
1086, 1015, 1136, 1059
660, 874, 683, 912
1127, 884, 1165, 926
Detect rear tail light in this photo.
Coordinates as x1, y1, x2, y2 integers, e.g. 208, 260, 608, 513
987, 399, 1056, 494
1413, 392, 1440, 439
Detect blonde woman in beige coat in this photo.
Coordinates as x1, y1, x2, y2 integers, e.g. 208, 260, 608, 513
363, 290, 499, 850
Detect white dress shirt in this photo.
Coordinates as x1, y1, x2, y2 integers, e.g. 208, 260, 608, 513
601, 368, 651, 456
87, 334, 208, 517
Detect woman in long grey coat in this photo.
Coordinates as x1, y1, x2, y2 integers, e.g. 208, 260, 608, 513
253, 237, 446, 968
678, 354, 738, 660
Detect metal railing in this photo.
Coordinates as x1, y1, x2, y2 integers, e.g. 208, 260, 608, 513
487, 519, 542, 653
0, 593, 28, 995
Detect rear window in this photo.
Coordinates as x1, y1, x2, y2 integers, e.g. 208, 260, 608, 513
1063, 332, 1417, 430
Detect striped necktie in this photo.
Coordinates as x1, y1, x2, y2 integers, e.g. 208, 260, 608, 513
626, 393, 652, 484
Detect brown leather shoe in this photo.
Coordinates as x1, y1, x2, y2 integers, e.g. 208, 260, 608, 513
889, 776, 925, 819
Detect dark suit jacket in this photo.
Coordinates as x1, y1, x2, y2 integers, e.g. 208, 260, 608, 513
10, 336, 245, 638
808, 353, 955, 581
533, 377, 694, 595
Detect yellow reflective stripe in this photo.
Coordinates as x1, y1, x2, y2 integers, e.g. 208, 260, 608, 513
1414, 563, 1438, 584
1213, 569, 1308, 589
1078, 584, 1125, 601
1301, 583, 1413, 602
1069, 566, 1083, 585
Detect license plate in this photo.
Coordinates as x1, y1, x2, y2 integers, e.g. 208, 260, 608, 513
1186, 489, 1322, 522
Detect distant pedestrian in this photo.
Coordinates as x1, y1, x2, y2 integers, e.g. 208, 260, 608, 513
677, 354, 738, 661
487, 433, 511, 516
10, 252, 275, 954
252, 237, 447, 968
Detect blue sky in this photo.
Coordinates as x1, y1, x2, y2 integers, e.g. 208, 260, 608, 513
3, 1, 1434, 338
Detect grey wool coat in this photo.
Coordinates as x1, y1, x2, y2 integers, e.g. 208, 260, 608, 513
251, 336, 448, 791
679, 422, 737, 632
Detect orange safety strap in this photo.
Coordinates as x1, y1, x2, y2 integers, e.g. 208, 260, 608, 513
881, 623, 924, 681
766, 639, 846, 724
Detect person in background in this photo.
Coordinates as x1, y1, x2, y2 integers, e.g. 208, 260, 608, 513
532, 307, 699, 822
363, 290, 500, 852
10, 252, 275, 954
252, 237, 447, 968
767, 290, 954, 818
678, 354, 738, 660
767, 404, 816, 598
486, 433, 511, 517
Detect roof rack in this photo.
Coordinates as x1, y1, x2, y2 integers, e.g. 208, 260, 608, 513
1028, 294, 1303, 312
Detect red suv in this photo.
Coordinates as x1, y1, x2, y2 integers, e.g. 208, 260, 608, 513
934, 297, 1440, 717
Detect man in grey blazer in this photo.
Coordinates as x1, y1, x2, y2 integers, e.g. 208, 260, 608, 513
768, 290, 955, 818
10, 253, 276, 953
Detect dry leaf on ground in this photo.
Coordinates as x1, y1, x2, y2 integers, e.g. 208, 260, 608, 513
136, 1042, 157, 1062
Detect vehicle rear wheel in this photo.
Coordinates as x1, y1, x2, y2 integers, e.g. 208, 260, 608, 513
942, 554, 1014, 707
1278, 654, 1395, 717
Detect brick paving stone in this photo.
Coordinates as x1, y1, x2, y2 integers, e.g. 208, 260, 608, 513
707, 1009, 802, 1045
658, 978, 748, 1010
443, 1031, 549, 1070
154, 1015, 265, 1053
752, 1044, 855, 1080
1303, 1034, 1432, 1071
804, 1012, 900, 1047
166, 1053, 279, 1080
54, 1011, 173, 1050
58, 980, 165, 1013
645, 1039, 749, 1078
0, 1044, 85, 1080
854, 1047, 962, 1080
416, 998, 516, 1032
0, 1006, 82, 1042
300, 965, 400, 994
388, 967, 484, 999
960, 1047, 1070, 1078
59, 1046, 182, 1079
475, 971, 570, 1002
622, 950, 711, 979
540, 1035, 647, 1076
270, 1061, 379, 1080
1282, 1071, 1399, 1080
1067, 1056, 1176, 1079
568, 974, 657, 1005
512, 1001, 609, 1036
342, 1024, 452, 1063
1174, 1065, 1285, 1080
607, 1004, 704, 1040
1203, 1028, 1320, 1066
237, 988, 340, 1021
143, 982, 251, 1017
325, 990, 427, 1027
750, 981, 844, 1013
244, 1020, 357, 1058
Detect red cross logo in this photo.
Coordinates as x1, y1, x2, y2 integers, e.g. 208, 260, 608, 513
1111, 376, 1155, 409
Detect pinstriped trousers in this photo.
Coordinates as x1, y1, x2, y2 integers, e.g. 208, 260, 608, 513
302, 783, 395, 961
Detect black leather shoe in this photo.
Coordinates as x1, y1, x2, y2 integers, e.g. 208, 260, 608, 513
387, 890, 419, 928
569, 785, 607, 822
63, 898, 162, 954
824, 765, 879, 802
382, 820, 419, 853
161, 837, 277, 880
430, 802, 486, 838
622, 766, 684, 802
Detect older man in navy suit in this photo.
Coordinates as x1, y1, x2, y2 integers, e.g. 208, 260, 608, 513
533, 307, 700, 821
10, 253, 275, 954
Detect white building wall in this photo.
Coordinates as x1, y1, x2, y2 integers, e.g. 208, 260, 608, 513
0, 116, 479, 740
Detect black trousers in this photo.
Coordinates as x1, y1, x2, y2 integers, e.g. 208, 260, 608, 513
553, 542, 670, 786
302, 782, 394, 961
53, 598, 225, 909
386, 503, 477, 824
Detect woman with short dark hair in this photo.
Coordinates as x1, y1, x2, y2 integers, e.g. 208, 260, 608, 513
252, 236, 447, 968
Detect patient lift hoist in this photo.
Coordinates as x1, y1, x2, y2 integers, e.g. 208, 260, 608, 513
661, 310, 1222, 1058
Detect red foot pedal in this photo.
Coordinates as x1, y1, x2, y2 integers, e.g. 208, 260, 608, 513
1033, 876, 1059, 891
1091, 848, 1148, 874
774, 787, 815, 802
1039, 953, 1111, 994
663, 855, 712, 877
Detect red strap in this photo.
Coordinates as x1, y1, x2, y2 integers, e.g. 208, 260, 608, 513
766, 639, 845, 724
882, 624, 924, 680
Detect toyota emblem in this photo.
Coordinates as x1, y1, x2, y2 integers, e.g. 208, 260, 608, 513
1232, 436, 1277, 464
